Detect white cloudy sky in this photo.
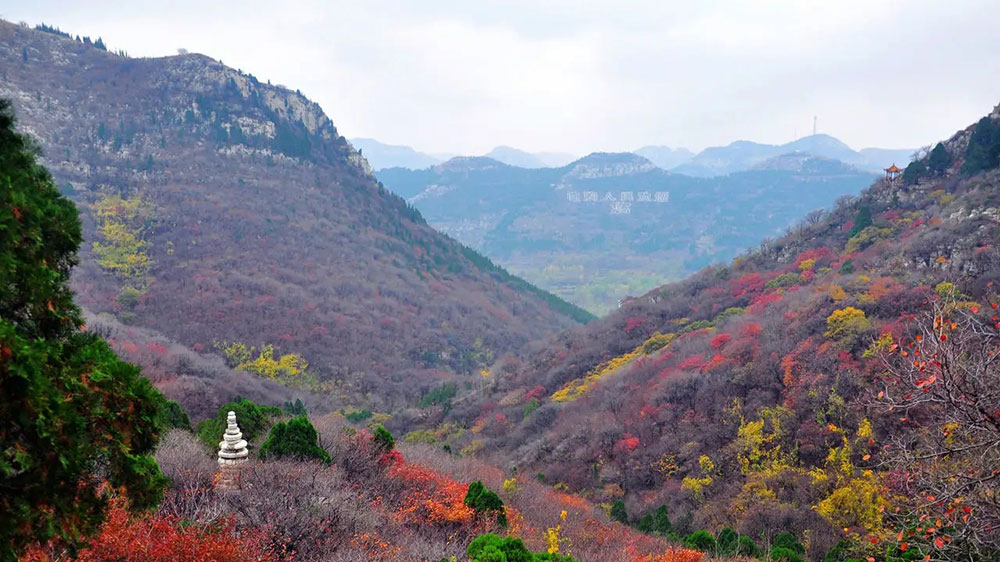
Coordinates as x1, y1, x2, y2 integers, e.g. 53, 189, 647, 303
3, 0, 998, 155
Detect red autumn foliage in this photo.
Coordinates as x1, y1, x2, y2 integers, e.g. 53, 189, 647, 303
625, 316, 646, 334
22, 497, 289, 562
709, 333, 731, 349
616, 434, 641, 454
677, 354, 704, 371
740, 322, 762, 338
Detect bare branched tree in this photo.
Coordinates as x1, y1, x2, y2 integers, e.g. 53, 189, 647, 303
869, 297, 1000, 560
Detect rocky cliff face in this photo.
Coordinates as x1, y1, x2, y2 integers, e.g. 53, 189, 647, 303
0, 20, 590, 414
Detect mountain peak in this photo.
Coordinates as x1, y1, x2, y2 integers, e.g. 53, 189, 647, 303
434, 156, 510, 172
564, 152, 659, 180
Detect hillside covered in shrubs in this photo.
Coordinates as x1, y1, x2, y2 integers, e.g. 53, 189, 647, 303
0, 20, 591, 421
421, 102, 1000, 562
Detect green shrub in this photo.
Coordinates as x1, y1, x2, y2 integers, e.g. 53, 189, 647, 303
467, 533, 578, 562
678, 320, 713, 334
904, 158, 928, 185
637, 514, 654, 533
196, 398, 280, 449
345, 408, 373, 423
610, 499, 629, 524
839, 259, 854, 274
160, 400, 191, 430
282, 398, 306, 416
716, 527, 738, 555
373, 425, 395, 451
962, 116, 1000, 174
927, 142, 952, 175
765, 272, 803, 289
523, 398, 540, 418
848, 205, 872, 238
259, 416, 331, 464
465, 481, 508, 527
737, 535, 761, 557
653, 505, 672, 535
684, 529, 717, 552
771, 533, 806, 562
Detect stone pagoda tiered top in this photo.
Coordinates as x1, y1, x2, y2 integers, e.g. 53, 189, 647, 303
218, 411, 249, 466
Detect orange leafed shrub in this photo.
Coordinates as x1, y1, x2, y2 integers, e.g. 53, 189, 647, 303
22, 497, 288, 562
390, 461, 474, 526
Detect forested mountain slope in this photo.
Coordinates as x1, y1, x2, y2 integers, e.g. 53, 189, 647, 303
0, 21, 591, 416
379, 152, 876, 313
430, 102, 1000, 561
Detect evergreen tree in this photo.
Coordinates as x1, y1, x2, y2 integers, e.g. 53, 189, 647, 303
282, 398, 306, 416
373, 425, 395, 451
716, 527, 738, 556
636, 513, 654, 533
609, 499, 629, 524
847, 205, 872, 238
0, 99, 169, 559
195, 398, 280, 448
259, 416, 330, 464
684, 530, 717, 552
927, 142, 952, 175
903, 158, 927, 185
653, 504, 672, 535
464, 481, 507, 527
962, 116, 1000, 174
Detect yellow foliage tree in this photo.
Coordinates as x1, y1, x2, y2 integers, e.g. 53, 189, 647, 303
824, 307, 870, 344
216, 341, 312, 389
91, 192, 153, 301
681, 455, 716, 500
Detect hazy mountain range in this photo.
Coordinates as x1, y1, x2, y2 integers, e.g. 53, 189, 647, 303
377, 151, 877, 312
353, 134, 914, 179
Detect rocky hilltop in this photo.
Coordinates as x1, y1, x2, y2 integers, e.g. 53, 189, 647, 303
0, 20, 591, 415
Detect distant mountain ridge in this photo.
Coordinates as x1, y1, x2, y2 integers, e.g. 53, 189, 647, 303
378, 149, 877, 312
348, 138, 577, 171
350, 137, 442, 170
671, 133, 914, 176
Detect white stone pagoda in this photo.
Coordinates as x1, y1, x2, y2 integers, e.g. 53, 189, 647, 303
217, 411, 249, 466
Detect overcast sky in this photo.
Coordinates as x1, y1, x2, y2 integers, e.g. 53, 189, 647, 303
3, 1, 999, 155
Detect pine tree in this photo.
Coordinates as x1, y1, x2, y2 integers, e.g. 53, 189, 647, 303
927, 142, 952, 175
0, 99, 169, 559
653, 504, 672, 535
610, 499, 629, 524
962, 117, 1000, 174
259, 416, 330, 464
847, 205, 872, 238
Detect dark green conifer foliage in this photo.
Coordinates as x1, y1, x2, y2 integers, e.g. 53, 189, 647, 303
716, 527, 738, 556
464, 481, 508, 527
848, 205, 872, 238
259, 416, 331, 464
903, 158, 927, 185
160, 400, 191, 430
636, 513, 654, 533
771, 533, 807, 562
373, 424, 395, 451
196, 398, 280, 448
962, 116, 1000, 174
926, 142, 952, 175
610, 499, 629, 524
737, 535, 762, 557
282, 398, 306, 416
653, 505, 672, 535
0, 99, 168, 560
684, 529, 717, 552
